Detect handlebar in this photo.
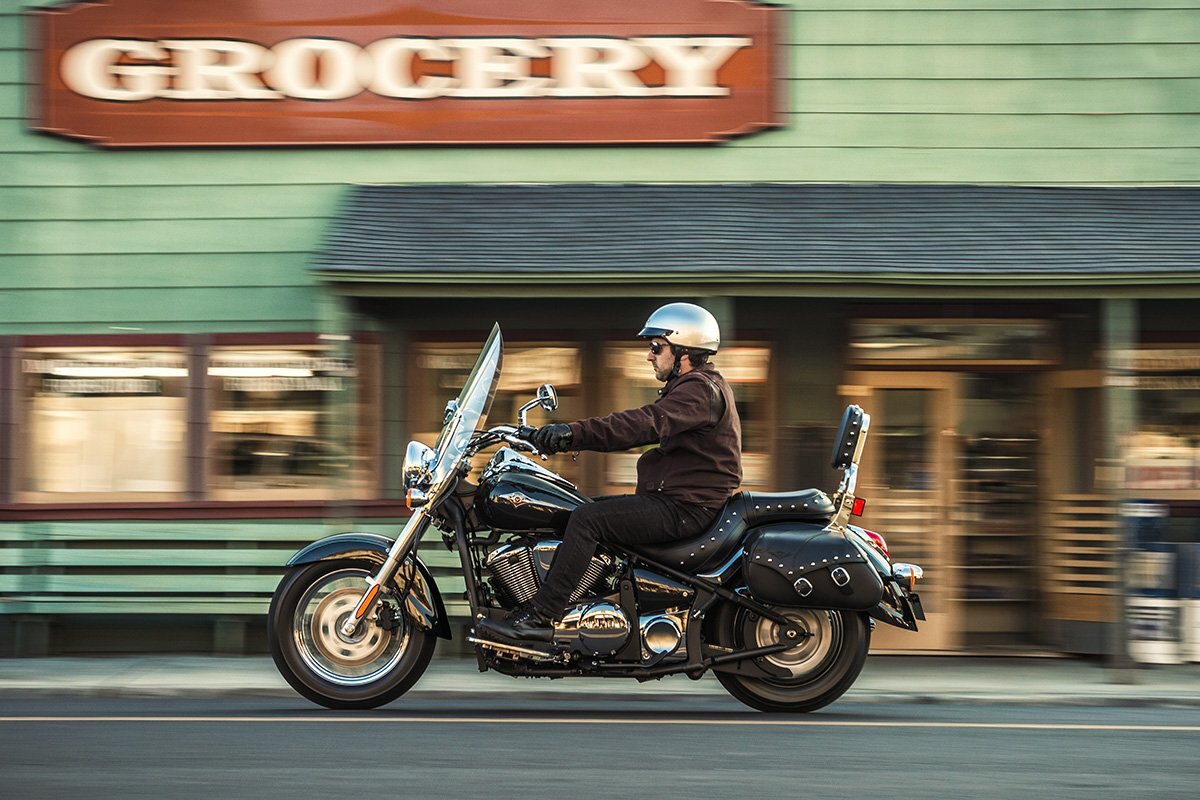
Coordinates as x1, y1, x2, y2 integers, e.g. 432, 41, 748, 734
484, 424, 547, 459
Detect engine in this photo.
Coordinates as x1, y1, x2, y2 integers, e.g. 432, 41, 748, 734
484, 541, 688, 660
485, 540, 616, 608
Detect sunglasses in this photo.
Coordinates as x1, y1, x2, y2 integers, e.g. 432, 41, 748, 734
648, 341, 667, 355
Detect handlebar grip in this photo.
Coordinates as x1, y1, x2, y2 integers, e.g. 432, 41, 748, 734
516, 425, 537, 440
501, 433, 535, 451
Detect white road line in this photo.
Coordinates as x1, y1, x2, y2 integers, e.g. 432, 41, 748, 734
0, 717, 1197, 732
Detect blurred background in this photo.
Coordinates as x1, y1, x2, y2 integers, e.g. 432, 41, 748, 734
1, 0, 1198, 666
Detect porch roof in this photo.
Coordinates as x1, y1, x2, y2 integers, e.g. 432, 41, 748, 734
312, 184, 1200, 290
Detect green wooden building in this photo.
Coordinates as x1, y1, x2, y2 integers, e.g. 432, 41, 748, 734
2, 0, 1199, 658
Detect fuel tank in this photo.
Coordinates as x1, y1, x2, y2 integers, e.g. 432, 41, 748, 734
475, 449, 591, 533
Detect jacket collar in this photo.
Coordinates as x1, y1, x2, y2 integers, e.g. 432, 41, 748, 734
660, 361, 715, 395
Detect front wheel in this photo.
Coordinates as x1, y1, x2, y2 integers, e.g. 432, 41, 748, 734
712, 606, 870, 713
268, 559, 437, 709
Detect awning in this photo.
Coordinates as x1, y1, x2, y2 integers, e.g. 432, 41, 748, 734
312, 184, 1200, 292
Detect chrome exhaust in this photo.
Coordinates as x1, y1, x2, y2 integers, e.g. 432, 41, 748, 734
467, 635, 568, 664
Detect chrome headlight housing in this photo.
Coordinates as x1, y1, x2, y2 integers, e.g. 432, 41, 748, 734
403, 441, 436, 488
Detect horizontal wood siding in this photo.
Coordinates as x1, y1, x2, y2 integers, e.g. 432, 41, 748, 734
0, 1, 1197, 333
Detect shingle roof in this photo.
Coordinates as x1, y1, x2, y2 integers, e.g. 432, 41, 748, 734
312, 184, 1200, 282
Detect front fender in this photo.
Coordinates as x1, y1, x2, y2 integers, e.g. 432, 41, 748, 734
286, 532, 452, 639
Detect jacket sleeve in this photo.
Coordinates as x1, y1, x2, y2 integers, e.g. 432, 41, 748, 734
568, 377, 714, 452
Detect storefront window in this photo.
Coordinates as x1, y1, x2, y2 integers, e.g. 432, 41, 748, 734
1121, 349, 1200, 492
410, 342, 583, 484
209, 344, 370, 499
603, 345, 772, 490
850, 320, 1055, 364
19, 347, 188, 499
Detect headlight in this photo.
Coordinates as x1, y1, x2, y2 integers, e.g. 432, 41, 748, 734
403, 441, 436, 488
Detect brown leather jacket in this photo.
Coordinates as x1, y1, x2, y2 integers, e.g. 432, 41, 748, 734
567, 363, 742, 508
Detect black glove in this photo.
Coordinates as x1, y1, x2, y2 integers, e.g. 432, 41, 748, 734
530, 423, 573, 455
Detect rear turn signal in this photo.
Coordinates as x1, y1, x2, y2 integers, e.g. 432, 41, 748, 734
892, 563, 923, 590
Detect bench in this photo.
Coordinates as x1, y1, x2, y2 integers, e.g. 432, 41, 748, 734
0, 520, 468, 655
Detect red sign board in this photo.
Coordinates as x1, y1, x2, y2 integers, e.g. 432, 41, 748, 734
29, 0, 784, 147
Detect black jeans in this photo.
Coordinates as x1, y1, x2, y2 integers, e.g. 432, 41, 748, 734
530, 493, 718, 618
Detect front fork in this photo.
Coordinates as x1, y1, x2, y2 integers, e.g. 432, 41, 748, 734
338, 508, 432, 637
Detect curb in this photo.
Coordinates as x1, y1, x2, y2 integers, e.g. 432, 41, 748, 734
2, 685, 1199, 707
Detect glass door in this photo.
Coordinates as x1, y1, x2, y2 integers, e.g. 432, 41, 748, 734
842, 372, 960, 651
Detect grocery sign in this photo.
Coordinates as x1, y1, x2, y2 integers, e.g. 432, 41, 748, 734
29, 0, 784, 147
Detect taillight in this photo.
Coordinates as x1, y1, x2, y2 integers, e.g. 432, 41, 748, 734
862, 529, 889, 558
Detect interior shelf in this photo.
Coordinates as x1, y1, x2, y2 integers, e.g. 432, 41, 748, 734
956, 434, 1039, 641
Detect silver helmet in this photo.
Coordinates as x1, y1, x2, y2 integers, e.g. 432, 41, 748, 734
638, 303, 720, 354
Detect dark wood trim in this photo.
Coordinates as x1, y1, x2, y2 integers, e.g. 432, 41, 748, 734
1138, 333, 1200, 345
18, 333, 187, 347
408, 328, 585, 344
845, 361, 1060, 373
406, 327, 777, 347
15, 332, 365, 348
210, 332, 321, 346
0, 500, 412, 522
847, 301, 1080, 319
185, 335, 210, 502
1164, 502, 1200, 517
0, 337, 12, 504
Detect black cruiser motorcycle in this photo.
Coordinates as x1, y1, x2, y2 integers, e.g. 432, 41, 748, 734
269, 325, 925, 712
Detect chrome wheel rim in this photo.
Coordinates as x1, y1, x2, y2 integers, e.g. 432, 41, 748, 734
754, 608, 840, 680
293, 568, 410, 687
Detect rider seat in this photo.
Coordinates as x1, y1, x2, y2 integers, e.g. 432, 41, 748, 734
629, 489, 834, 574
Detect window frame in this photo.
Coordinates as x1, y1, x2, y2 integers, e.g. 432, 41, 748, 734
13, 334, 191, 504
3, 332, 386, 517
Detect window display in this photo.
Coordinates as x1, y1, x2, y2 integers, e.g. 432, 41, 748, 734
1122, 349, 1200, 492
19, 346, 188, 498
410, 342, 584, 484
209, 344, 370, 499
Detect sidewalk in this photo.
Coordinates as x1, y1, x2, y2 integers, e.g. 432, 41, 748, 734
0, 654, 1197, 706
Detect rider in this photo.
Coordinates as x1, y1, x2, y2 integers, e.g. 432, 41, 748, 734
479, 302, 743, 642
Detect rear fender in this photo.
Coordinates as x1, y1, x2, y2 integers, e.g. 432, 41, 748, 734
286, 532, 452, 639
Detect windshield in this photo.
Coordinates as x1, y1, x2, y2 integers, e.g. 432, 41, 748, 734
428, 324, 503, 489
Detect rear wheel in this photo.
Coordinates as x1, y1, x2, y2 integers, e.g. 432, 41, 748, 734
712, 606, 870, 713
268, 559, 437, 709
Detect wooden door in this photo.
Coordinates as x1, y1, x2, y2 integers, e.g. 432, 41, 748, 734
842, 372, 961, 651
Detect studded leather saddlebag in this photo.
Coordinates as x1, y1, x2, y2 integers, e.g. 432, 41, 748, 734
742, 525, 884, 610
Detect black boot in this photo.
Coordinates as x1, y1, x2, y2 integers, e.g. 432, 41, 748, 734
478, 605, 555, 643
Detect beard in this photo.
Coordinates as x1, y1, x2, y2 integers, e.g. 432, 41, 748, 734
653, 359, 674, 382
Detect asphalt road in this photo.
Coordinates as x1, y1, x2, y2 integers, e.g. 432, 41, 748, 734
2, 696, 1198, 800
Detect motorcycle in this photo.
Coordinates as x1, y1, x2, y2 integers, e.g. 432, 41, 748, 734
268, 324, 925, 712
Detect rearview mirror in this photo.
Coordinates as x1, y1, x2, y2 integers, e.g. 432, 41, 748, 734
537, 384, 558, 412
518, 385, 558, 427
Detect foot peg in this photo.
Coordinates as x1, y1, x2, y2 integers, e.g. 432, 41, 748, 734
476, 606, 555, 643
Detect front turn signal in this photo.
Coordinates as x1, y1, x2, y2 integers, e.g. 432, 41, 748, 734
406, 488, 429, 510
